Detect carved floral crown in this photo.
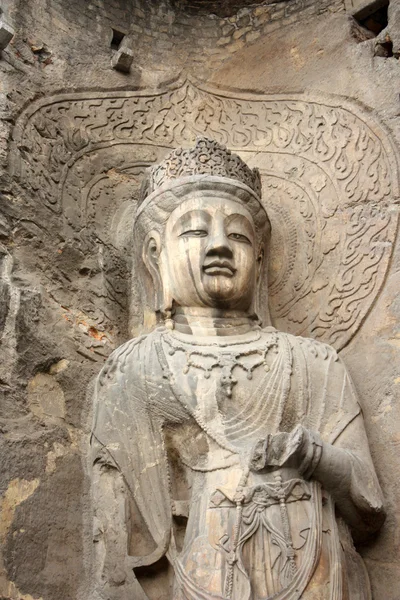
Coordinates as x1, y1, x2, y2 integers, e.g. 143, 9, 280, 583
140, 137, 262, 201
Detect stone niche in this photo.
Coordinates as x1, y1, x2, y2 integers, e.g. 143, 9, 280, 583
1, 0, 400, 599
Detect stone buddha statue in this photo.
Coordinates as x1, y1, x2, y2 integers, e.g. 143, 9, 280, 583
90, 138, 385, 600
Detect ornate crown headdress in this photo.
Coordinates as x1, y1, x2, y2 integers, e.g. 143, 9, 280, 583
139, 137, 262, 203
135, 137, 269, 251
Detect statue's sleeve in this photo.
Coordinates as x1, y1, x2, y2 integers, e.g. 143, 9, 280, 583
304, 346, 385, 539
330, 395, 385, 539
90, 336, 173, 598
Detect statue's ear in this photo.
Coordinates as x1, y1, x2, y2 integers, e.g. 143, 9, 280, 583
142, 231, 163, 312
257, 247, 264, 281
251, 245, 266, 324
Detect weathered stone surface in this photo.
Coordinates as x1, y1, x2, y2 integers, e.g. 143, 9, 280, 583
111, 46, 134, 72
0, 20, 14, 50
0, 0, 399, 598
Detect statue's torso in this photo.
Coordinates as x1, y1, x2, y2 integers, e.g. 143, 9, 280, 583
92, 326, 372, 600
147, 327, 350, 600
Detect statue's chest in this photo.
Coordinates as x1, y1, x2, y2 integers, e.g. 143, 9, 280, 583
161, 331, 294, 448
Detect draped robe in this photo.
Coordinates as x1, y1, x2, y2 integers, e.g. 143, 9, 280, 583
91, 326, 384, 600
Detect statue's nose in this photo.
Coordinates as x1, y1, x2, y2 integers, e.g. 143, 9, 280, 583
205, 224, 233, 258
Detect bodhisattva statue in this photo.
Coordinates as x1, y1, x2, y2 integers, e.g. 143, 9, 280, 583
91, 138, 385, 600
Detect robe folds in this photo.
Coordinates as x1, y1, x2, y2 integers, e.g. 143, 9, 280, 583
91, 326, 384, 600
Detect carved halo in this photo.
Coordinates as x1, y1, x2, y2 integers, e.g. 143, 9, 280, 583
10, 80, 400, 350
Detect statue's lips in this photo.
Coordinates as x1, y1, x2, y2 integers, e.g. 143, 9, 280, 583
202, 261, 236, 277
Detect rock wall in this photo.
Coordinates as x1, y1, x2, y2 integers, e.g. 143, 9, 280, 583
0, 0, 399, 599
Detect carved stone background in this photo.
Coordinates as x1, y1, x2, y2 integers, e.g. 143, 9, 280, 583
11, 80, 400, 350
2, 1, 400, 598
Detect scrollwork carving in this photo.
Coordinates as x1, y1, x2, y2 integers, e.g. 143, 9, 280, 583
10, 79, 399, 349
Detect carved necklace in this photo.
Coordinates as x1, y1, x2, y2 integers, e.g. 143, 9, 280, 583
163, 329, 278, 398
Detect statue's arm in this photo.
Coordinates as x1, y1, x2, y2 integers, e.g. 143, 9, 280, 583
251, 416, 385, 542
311, 355, 386, 540
312, 415, 385, 542
301, 349, 386, 540
90, 337, 173, 599
250, 349, 385, 542
90, 349, 152, 599
91, 448, 143, 596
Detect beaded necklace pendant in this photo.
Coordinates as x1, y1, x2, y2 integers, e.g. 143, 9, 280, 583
163, 330, 278, 398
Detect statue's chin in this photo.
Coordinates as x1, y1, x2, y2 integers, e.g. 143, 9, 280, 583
202, 286, 247, 310
171, 276, 252, 310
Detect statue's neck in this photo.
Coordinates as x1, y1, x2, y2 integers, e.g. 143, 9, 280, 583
171, 307, 258, 337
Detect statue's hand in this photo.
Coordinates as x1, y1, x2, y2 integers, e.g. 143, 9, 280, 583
250, 425, 323, 479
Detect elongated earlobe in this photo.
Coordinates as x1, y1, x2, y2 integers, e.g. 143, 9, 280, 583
143, 231, 163, 312
257, 248, 264, 281
142, 231, 174, 316
251, 247, 265, 324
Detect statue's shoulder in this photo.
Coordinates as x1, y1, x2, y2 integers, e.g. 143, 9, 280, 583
97, 328, 163, 385
266, 328, 339, 363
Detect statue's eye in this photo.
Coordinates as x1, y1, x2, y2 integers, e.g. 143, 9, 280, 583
228, 233, 251, 244
180, 230, 208, 238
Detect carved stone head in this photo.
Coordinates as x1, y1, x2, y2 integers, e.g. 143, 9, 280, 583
134, 138, 270, 320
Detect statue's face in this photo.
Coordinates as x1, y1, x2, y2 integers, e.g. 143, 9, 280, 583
159, 193, 260, 311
